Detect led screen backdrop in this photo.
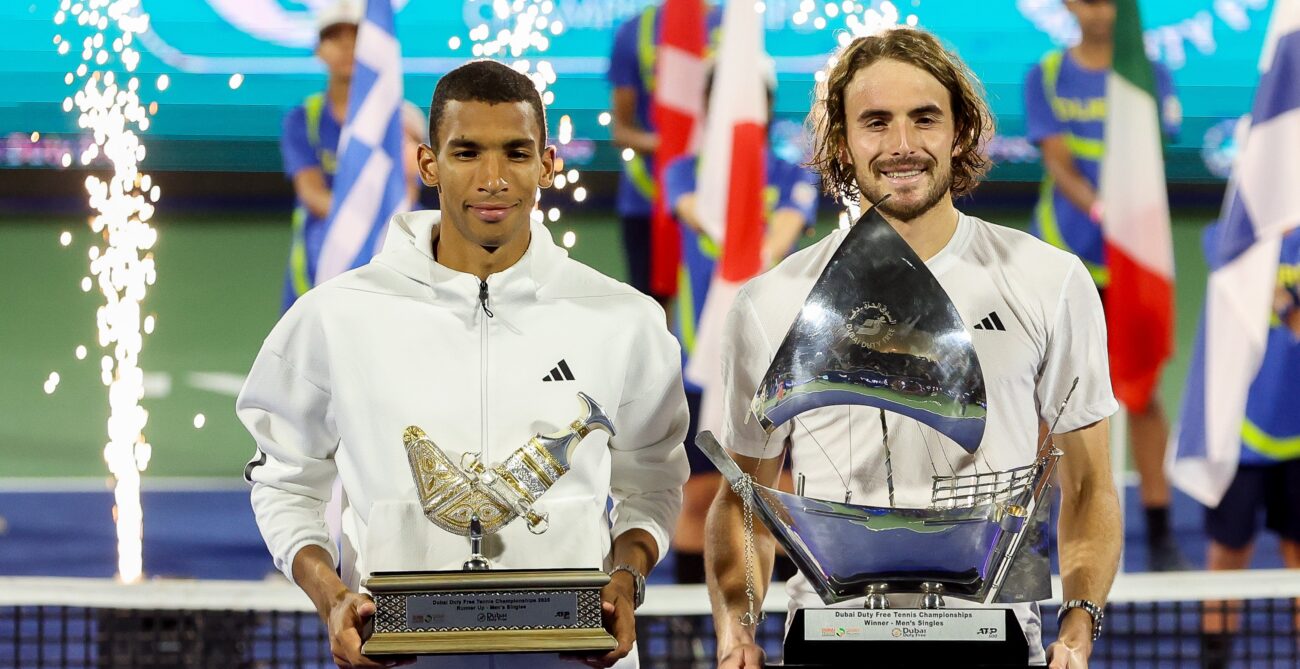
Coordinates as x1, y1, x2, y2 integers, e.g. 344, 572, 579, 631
1, 0, 1275, 179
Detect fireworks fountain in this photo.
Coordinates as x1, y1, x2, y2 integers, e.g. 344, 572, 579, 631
55, 0, 158, 584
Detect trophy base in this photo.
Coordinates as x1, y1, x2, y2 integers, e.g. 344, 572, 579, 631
361, 568, 617, 656
781, 608, 1029, 668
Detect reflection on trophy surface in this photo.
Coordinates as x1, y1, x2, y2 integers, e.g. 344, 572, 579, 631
361, 392, 619, 656
696, 206, 1079, 663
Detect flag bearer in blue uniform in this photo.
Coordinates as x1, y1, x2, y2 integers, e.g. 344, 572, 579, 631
279, 0, 424, 311
1200, 227, 1300, 667
606, 2, 722, 302
661, 65, 818, 584
279, 1, 360, 311
1023, 0, 1185, 570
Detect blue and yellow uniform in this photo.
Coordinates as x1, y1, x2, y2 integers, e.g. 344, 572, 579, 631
1023, 49, 1180, 287
1206, 228, 1300, 548
279, 92, 341, 311
606, 4, 722, 294
662, 150, 819, 393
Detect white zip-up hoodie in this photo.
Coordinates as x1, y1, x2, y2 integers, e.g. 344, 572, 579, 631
239, 210, 689, 608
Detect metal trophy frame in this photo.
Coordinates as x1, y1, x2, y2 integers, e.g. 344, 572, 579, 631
696, 205, 1074, 667
361, 393, 619, 657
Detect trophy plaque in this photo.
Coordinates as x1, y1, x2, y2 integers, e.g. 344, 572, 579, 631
361, 392, 619, 656
696, 204, 1074, 667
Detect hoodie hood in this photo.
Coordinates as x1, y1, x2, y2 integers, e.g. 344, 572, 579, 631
372, 209, 568, 297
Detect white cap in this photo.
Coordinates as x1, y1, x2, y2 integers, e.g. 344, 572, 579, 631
316, 0, 363, 36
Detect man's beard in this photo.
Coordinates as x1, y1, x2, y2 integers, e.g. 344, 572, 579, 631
858, 161, 952, 222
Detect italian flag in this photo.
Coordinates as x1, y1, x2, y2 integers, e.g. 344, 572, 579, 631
649, 0, 708, 298
684, 0, 767, 432
1099, 0, 1175, 412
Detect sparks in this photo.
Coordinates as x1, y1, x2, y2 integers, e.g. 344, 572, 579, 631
59, 0, 158, 585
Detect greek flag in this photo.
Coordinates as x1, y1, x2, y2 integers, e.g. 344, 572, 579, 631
317, 0, 409, 282
1170, 0, 1300, 508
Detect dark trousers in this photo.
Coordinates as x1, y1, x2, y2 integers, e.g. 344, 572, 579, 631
620, 214, 655, 297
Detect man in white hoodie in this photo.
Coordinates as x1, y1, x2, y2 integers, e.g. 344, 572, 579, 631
239, 59, 690, 669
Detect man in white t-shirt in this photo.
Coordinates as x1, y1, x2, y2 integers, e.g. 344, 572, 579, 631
703, 28, 1122, 669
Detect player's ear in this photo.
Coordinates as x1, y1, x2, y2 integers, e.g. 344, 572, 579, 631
537, 145, 557, 189
417, 143, 439, 187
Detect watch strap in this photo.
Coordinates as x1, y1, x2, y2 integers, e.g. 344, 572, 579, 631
609, 564, 646, 608
1057, 598, 1105, 642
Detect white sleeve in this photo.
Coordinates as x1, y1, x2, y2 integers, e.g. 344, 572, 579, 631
607, 311, 690, 565
721, 289, 794, 459
1037, 259, 1119, 433
238, 329, 340, 583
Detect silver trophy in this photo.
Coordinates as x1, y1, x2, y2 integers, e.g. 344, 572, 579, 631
696, 204, 1071, 665
362, 393, 620, 656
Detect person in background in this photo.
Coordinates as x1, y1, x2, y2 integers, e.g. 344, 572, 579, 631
279, 0, 423, 312
662, 63, 817, 585
1023, 0, 1187, 571
606, 1, 721, 303
1200, 227, 1300, 668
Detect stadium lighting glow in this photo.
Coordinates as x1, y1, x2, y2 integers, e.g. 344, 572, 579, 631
58, 0, 158, 585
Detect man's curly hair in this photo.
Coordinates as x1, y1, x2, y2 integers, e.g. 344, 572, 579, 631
807, 28, 993, 202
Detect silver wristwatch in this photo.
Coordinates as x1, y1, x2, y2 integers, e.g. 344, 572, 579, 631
609, 564, 646, 609
1057, 599, 1105, 642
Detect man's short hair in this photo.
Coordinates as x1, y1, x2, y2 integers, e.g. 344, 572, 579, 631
428, 60, 548, 150
807, 27, 993, 201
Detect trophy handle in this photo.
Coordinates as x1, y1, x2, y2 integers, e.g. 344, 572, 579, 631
693, 431, 747, 486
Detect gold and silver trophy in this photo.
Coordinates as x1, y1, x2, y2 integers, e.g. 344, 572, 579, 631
695, 205, 1075, 666
361, 392, 619, 656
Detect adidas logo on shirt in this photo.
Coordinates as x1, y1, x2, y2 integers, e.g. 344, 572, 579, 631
972, 311, 1006, 332
542, 359, 576, 382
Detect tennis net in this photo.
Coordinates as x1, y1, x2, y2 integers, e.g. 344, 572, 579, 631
2, 570, 1297, 667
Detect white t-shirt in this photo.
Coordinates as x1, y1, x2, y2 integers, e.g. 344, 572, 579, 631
719, 211, 1119, 663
